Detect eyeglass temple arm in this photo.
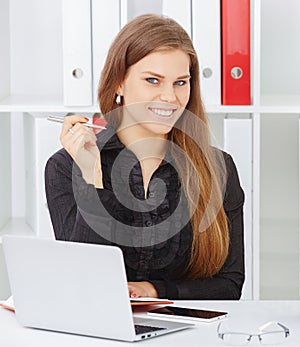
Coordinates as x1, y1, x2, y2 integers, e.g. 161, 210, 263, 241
277, 322, 290, 337
260, 321, 290, 337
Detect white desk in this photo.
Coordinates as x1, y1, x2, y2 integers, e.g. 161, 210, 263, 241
1, 300, 300, 346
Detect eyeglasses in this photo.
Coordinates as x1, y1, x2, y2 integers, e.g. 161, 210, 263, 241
217, 321, 290, 346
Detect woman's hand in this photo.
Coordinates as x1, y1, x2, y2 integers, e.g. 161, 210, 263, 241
128, 281, 158, 298
60, 115, 103, 188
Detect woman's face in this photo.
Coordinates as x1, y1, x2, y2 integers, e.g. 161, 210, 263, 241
118, 49, 191, 137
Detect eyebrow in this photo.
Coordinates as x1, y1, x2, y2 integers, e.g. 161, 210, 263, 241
141, 71, 191, 79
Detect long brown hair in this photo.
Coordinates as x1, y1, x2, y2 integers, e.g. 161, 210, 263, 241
98, 14, 229, 279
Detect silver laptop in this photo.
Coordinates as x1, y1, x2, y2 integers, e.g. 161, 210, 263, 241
2, 235, 193, 342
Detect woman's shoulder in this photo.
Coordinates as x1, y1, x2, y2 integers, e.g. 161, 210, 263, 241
47, 147, 73, 165
210, 146, 237, 177
211, 146, 234, 164
211, 146, 244, 208
45, 147, 74, 179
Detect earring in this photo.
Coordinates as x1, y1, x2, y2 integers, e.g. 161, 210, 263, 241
115, 94, 121, 105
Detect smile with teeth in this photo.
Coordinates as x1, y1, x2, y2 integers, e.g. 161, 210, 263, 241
149, 107, 177, 117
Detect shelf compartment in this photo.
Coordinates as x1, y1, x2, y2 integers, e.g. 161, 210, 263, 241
0, 0, 120, 111
260, 0, 300, 107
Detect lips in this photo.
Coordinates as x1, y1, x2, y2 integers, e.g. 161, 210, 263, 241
148, 107, 177, 118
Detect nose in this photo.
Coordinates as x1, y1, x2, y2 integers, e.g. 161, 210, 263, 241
159, 84, 177, 103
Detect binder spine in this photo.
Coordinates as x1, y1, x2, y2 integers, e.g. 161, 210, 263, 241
224, 118, 252, 299
162, 0, 192, 37
24, 114, 61, 238
62, 0, 92, 106
92, 0, 120, 108
120, 0, 191, 36
192, 0, 221, 106
221, 0, 251, 105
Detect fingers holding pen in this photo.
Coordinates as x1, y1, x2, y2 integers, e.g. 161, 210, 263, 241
60, 114, 89, 138
67, 122, 96, 145
59, 114, 103, 187
60, 115, 97, 158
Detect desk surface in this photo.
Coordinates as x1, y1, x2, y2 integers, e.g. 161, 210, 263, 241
1, 300, 300, 347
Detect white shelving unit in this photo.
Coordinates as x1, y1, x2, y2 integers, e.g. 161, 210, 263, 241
0, 113, 11, 231
0, 0, 299, 300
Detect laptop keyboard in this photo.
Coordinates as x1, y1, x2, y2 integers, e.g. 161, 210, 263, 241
134, 324, 166, 335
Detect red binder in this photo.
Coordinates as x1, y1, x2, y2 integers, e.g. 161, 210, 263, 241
221, 0, 251, 105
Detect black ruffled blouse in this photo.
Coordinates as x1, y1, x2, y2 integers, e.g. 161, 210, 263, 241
45, 126, 245, 300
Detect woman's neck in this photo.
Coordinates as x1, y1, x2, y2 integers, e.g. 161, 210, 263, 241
117, 123, 167, 162
117, 123, 168, 197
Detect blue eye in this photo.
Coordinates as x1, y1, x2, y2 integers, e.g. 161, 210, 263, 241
175, 80, 186, 86
146, 77, 159, 84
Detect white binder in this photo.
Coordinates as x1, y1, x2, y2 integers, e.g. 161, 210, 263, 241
224, 118, 253, 300
120, 0, 191, 36
24, 113, 62, 239
192, 0, 221, 106
162, 0, 191, 36
0, 114, 11, 229
62, 0, 92, 106
91, 0, 120, 109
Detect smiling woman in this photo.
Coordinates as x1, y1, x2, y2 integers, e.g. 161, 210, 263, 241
44, 14, 245, 300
